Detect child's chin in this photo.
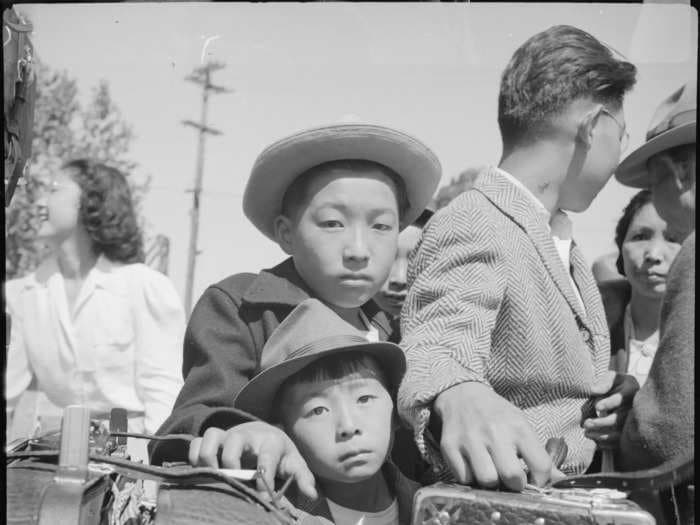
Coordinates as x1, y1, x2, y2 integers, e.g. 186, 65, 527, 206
331, 461, 383, 483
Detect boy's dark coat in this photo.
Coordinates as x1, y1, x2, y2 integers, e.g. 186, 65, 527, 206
149, 258, 395, 465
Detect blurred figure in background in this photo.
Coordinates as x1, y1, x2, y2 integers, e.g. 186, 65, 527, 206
373, 207, 434, 341
5, 159, 185, 461
599, 190, 682, 387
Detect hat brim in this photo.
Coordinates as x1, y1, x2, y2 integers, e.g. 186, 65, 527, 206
615, 121, 696, 188
243, 124, 442, 240
233, 341, 406, 422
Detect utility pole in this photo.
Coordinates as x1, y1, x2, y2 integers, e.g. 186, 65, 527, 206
182, 61, 232, 314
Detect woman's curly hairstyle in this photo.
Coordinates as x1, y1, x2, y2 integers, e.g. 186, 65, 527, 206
63, 159, 144, 264
614, 189, 653, 276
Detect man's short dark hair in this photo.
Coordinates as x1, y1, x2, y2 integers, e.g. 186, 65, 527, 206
498, 25, 637, 151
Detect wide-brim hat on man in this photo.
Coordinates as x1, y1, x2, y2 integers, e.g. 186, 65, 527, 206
616, 81, 696, 188
234, 298, 406, 422
243, 123, 442, 240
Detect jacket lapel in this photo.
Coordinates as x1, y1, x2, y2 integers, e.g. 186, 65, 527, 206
475, 168, 589, 324
570, 241, 608, 336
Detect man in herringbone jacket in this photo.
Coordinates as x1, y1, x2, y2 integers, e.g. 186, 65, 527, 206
398, 25, 638, 491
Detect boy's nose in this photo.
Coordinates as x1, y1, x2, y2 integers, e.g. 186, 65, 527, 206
343, 229, 370, 262
336, 407, 362, 440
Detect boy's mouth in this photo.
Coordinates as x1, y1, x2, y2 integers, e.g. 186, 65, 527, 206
339, 274, 373, 284
338, 449, 373, 462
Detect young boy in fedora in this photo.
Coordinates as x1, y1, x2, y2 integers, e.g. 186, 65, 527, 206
234, 298, 418, 525
150, 123, 441, 497
398, 25, 638, 491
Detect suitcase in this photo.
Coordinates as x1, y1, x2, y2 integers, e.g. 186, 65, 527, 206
6, 406, 301, 525
6, 406, 120, 525
411, 451, 695, 525
412, 483, 654, 525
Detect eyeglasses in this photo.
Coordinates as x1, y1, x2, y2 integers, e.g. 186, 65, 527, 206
601, 108, 630, 153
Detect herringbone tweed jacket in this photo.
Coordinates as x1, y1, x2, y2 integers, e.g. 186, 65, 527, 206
398, 167, 611, 476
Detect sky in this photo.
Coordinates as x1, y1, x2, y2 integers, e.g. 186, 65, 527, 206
17, 2, 698, 311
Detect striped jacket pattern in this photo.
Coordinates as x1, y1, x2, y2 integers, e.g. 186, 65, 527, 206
398, 167, 611, 476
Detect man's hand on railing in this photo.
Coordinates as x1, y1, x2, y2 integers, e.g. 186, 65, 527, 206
434, 381, 554, 491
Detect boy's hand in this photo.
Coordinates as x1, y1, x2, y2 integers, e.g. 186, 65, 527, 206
434, 382, 552, 491
583, 373, 639, 445
188, 421, 318, 500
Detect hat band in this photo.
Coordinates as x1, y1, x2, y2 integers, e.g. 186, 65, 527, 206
647, 109, 697, 141
286, 334, 375, 361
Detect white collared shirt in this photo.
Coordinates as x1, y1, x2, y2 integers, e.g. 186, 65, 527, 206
623, 303, 659, 386
493, 167, 585, 313
5, 254, 186, 436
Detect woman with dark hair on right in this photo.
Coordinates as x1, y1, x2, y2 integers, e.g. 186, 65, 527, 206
600, 189, 682, 387
5, 159, 185, 462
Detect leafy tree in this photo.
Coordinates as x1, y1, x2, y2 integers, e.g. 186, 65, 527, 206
5, 62, 151, 279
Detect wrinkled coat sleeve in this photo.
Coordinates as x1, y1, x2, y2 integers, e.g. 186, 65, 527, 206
397, 196, 506, 460
149, 282, 258, 464
618, 233, 695, 470
130, 267, 186, 435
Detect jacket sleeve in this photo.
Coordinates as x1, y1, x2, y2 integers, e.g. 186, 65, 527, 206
397, 198, 506, 459
131, 267, 186, 435
618, 234, 695, 470
149, 282, 258, 465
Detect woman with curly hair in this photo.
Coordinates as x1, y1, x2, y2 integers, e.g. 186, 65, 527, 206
5, 159, 185, 460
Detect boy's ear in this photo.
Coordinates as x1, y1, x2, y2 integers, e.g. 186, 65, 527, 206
274, 215, 295, 255
576, 105, 604, 150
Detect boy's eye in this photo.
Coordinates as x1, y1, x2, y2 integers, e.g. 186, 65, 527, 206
373, 223, 393, 232
307, 406, 328, 417
320, 220, 343, 228
357, 395, 375, 404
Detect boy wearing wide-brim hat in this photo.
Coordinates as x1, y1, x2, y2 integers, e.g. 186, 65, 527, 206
234, 298, 418, 525
149, 123, 441, 495
615, 82, 695, 525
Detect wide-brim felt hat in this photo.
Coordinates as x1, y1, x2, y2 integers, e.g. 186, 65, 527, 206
243, 123, 442, 240
234, 298, 406, 422
616, 82, 696, 188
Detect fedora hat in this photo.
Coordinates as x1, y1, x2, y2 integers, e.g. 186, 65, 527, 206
616, 82, 696, 188
243, 123, 442, 240
233, 298, 406, 421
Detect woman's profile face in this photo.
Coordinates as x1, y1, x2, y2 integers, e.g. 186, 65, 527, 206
36, 168, 83, 245
621, 201, 682, 299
